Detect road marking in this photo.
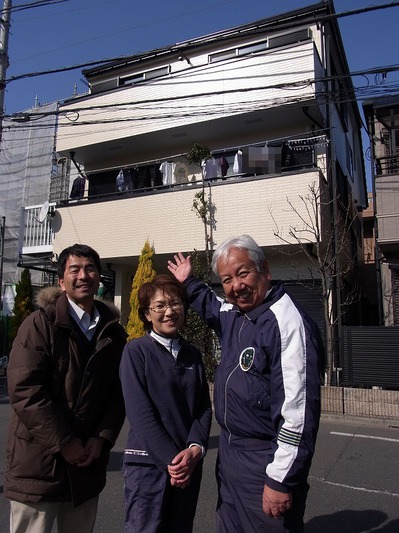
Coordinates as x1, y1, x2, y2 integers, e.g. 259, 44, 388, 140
309, 477, 399, 497
330, 431, 399, 443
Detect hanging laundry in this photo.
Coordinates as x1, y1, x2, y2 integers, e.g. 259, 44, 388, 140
122, 169, 133, 190
159, 161, 175, 186
174, 161, 189, 184
219, 156, 230, 178
70, 176, 86, 199
116, 169, 126, 192
202, 157, 217, 181
233, 150, 242, 174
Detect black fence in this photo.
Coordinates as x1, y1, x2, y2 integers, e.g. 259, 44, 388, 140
342, 326, 399, 390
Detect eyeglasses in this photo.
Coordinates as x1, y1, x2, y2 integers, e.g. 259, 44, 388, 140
148, 300, 184, 313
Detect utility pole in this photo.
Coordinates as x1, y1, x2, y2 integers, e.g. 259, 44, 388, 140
0, 216, 5, 312
0, 0, 11, 146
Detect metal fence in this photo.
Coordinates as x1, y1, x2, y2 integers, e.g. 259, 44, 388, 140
342, 326, 399, 390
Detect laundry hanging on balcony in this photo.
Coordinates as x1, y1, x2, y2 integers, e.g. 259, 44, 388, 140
159, 161, 175, 186
218, 156, 229, 178
174, 161, 189, 184
202, 157, 217, 181
116, 169, 135, 191
116, 170, 126, 191
70, 176, 86, 199
233, 149, 242, 173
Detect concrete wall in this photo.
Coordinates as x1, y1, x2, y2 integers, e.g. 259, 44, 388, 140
322, 386, 399, 420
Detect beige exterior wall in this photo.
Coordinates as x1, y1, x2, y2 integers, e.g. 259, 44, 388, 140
53, 171, 321, 260
57, 42, 316, 153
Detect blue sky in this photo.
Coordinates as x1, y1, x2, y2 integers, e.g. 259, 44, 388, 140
4, 0, 399, 188
5, 0, 399, 114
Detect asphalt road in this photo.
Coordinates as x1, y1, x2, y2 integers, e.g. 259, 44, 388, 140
1, 383, 399, 532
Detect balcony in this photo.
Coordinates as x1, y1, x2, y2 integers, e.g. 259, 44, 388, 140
20, 203, 56, 255
56, 40, 322, 171
375, 155, 399, 176
51, 167, 323, 265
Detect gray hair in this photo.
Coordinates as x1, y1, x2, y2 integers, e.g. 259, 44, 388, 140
211, 234, 266, 275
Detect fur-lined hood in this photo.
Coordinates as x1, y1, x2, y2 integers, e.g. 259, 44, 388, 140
34, 286, 121, 319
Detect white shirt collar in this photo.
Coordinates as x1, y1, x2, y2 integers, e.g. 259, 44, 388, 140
67, 297, 101, 340
150, 330, 181, 359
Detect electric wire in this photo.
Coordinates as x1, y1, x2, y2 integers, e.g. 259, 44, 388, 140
5, 2, 399, 84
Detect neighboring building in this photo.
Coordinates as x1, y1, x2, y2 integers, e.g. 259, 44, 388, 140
14, 1, 367, 378
0, 102, 81, 316
360, 192, 379, 325
0, 103, 59, 304
363, 95, 399, 325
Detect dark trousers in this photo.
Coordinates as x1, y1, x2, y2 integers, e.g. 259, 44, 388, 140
123, 461, 203, 533
216, 431, 309, 533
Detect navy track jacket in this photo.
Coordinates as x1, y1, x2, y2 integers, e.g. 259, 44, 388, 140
184, 276, 323, 493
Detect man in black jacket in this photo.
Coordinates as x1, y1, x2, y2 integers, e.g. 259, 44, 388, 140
5, 244, 127, 533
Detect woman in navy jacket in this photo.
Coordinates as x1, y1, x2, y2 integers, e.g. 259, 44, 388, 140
120, 275, 212, 533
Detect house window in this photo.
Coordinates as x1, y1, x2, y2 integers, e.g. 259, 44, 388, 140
381, 128, 399, 156
268, 28, 311, 49
209, 49, 236, 63
120, 66, 170, 86
381, 128, 399, 173
208, 28, 310, 65
238, 40, 268, 56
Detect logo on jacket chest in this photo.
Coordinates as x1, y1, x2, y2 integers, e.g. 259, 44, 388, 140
239, 347, 255, 371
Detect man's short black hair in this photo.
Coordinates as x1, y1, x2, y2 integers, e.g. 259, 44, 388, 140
57, 244, 102, 279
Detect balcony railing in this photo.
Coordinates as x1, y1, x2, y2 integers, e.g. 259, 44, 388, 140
20, 203, 56, 254
61, 140, 320, 206
375, 155, 399, 176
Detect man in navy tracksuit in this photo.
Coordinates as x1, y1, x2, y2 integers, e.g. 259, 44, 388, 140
168, 234, 323, 532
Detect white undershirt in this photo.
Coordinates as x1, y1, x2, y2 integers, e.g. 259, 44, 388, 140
150, 330, 181, 359
67, 297, 100, 341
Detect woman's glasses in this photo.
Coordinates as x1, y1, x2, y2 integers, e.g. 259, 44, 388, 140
148, 300, 184, 313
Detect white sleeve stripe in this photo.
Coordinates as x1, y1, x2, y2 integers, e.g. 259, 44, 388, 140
266, 293, 307, 482
124, 448, 149, 456
217, 295, 234, 312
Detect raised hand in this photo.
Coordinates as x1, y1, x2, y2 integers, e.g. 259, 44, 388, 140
167, 252, 192, 283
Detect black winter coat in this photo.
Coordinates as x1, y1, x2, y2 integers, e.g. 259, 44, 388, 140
5, 288, 127, 506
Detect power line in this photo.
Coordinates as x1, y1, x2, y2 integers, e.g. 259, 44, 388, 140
2, 0, 69, 14
3, 74, 399, 136
5, 2, 399, 85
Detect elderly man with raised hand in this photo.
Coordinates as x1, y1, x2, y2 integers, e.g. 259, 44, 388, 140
5, 243, 127, 533
168, 234, 324, 533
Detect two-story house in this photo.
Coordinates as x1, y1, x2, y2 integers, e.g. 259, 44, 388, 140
16, 1, 367, 380
363, 95, 399, 326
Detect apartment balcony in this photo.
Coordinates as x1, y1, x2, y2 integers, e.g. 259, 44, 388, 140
20, 203, 56, 256
56, 40, 323, 172
375, 155, 399, 176
51, 167, 323, 268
